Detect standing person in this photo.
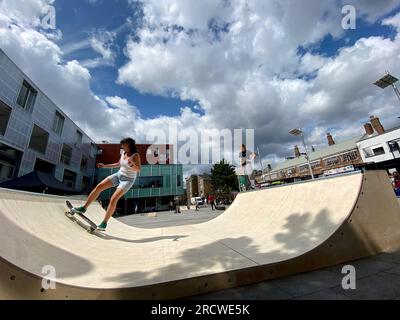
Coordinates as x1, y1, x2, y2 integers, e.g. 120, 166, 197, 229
239, 144, 257, 189
71, 138, 141, 231
208, 194, 215, 211
393, 171, 400, 197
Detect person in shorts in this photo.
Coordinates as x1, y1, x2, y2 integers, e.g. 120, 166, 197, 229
71, 138, 141, 231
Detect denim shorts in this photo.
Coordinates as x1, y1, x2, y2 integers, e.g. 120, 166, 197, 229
108, 172, 137, 194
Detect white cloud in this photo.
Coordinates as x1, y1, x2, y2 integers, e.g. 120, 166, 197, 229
119, 1, 400, 167
1, 0, 400, 176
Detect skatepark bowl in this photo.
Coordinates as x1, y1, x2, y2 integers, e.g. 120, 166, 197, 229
0, 170, 400, 300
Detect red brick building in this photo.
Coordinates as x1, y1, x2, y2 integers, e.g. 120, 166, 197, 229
96, 144, 174, 165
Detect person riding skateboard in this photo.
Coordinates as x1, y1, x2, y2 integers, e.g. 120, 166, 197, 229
239, 144, 257, 189
71, 138, 141, 231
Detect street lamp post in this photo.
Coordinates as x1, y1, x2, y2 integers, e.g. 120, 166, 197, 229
289, 124, 315, 180
374, 71, 400, 105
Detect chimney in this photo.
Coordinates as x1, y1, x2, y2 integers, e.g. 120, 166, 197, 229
294, 145, 301, 158
370, 115, 385, 135
327, 132, 335, 146
363, 123, 374, 136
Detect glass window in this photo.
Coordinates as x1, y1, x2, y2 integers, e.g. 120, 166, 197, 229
0, 162, 14, 182
324, 156, 340, 167
17, 80, 37, 112
76, 131, 83, 147
80, 156, 88, 172
342, 151, 358, 162
0, 100, 12, 136
63, 169, 76, 188
372, 147, 385, 156
177, 174, 182, 187
137, 176, 163, 189
165, 175, 171, 188
298, 164, 309, 172
310, 161, 321, 169
60, 144, 73, 165
90, 143, 97, 158
29, 125, 49, 154
52, 111, 65, 136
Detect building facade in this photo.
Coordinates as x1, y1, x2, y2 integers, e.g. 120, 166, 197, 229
186, 174, 213, 201
0, 49, 97, 192
262, 135, 364, 183
262, 116, 400, 183
95, 144, 184, 214
357, 118, 400, 172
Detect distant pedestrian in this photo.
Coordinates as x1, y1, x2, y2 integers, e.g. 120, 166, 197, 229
208, 194, 215, 211
393, 172, 400, 197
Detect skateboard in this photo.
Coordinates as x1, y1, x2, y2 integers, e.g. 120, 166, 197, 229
238, 175, 251, 192
65, 200, 97, 234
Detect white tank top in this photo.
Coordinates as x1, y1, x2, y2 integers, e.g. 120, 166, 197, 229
119, 153, 139, 179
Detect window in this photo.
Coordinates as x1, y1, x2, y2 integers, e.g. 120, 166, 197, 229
137, 176, 163, 189
29, 125, 49, 154
34, 158, 55, 174
81, 176, 91, 194
63, 169, 76, 189
177, 174, 182, 187
52, 111, 65, 135
372, 147, 385, 156
342, 151, 358, 163
310, 161, 321, 169
90, 143, 97, 158
60, 144, 73, 165
324, 156, 340, 167
0, 162, 14, 182
76, 131, 83, 147
0, 142, 21, 183
0, 100, 12, 136
363, 148, 374, 158
298, 164, 309, 172
80, 156, 88, 172
17, 80, 37, 112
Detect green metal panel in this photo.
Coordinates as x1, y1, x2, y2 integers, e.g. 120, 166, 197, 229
96, 164, 184, 200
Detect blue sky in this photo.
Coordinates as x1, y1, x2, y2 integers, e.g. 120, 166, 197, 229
55, 0, 198, 119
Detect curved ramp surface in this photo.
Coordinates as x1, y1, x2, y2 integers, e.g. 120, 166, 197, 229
0, 170, 400, 299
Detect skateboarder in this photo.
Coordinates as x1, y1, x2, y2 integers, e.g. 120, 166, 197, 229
71, 138, 141, 231
239, 144, 257, 189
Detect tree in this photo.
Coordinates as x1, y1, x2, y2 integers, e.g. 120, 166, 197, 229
211, 159, 238, 193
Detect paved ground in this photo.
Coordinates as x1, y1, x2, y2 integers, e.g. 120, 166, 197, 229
116, 207, 225, 229
117, 202, 400, 300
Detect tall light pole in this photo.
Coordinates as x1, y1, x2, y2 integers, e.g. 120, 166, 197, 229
374, 71, 400, 104
289, 124, 315, 180
256, 147, 264, 172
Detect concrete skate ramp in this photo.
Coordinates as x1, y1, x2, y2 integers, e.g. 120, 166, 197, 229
0, 170, 399, 299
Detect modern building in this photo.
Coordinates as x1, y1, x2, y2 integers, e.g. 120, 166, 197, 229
0, 48, 97, 192
95, 143, 184, 214
262, 116, 400, 183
